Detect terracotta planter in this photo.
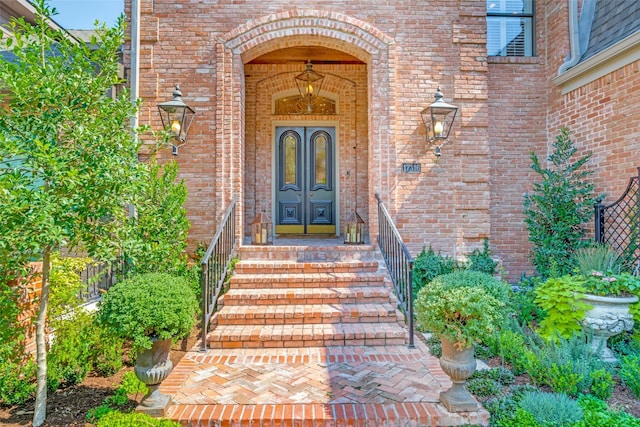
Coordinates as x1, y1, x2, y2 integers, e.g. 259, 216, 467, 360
438, 337, 478, 412
134, 338, 174, 416
581, 293, 638, 363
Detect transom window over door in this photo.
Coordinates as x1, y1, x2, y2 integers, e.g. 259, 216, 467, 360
487, 0, 534, 57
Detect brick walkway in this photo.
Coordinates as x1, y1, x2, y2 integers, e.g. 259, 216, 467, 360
161, 241, 488, 426
162, 339, 488, 426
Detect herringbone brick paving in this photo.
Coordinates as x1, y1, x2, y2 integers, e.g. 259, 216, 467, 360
163, 240, 488, 426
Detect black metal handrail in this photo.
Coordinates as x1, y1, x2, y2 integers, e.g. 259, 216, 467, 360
78, 261, 117, 302
594, 167, 640, 273
375, 193, 414, 348
201, 196, 238, 350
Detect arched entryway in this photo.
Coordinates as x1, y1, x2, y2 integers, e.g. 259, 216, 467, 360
216, 10, 396, 242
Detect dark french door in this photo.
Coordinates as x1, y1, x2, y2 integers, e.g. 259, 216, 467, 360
275, 126, 336, 234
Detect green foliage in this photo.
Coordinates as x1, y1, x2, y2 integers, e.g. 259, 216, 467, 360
0, 342, 36, 405
85, 371, 147, 424
471, 367, 515, 386
47, 310, 124, 391
518, 391, 584, 426
0, 2, 142, 422
575, 244, 624, 276
466, 377, 500, 397
525, 334, 608, 397
575, 395, 640, 427
581, 271, 640, 296
415, 271, 509, 350
49, 253, 94, 322
467, 238, 499, 275
534, 275, 590, 340
120, 159, 190, 278
119, 371, 148, 396
424, 335, 442, 357
488, 329, 529, 375
589, 368, 614, 401
96, 411, 181, 427
523, 127, 597, 278
619, 354, 640, 398
411, 246, 459, 300
510, 281, 546, 327
97, 273, 198, 352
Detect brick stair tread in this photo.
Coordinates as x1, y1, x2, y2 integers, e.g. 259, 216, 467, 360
207, 322, 408, 348
234, 260, 379, 274
214, 302, 402, 325
168, 402, 489, 426
229, 271, 385, 288
220, 286, 392, 305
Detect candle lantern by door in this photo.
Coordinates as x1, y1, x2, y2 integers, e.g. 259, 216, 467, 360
251, 212, 273, 245
344, 212, 365, 244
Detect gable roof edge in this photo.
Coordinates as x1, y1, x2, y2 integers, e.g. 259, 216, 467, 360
552, 30, 640, 94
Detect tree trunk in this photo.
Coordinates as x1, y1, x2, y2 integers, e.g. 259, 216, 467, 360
32, 247, 50, 427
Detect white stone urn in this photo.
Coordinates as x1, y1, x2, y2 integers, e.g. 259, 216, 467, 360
438, 337, 478, 412
134, 338, 174, 416
580, 293, 638, 363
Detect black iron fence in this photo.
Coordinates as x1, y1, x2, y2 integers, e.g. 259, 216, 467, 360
201, 196, 238, 350
78, 261, 118, 302
375, 193, 414, 348
594, 167, 640, 273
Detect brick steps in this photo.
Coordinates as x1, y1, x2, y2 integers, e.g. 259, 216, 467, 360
233, 259, 379, 274
229, 271, 385, 288
207, 322, 408, 348
220, 286, 392, 306
214, 302, 402, 325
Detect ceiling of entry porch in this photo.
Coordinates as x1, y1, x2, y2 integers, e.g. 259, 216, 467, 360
247, 46, 364, 64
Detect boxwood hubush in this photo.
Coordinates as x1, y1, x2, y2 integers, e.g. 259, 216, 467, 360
97, 273, 197, 352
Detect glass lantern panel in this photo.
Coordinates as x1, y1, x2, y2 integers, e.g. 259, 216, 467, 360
284, 135, 297, 185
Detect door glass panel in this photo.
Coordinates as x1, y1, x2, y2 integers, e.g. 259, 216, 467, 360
284, 135, 297, 185
315, 135, 327, 185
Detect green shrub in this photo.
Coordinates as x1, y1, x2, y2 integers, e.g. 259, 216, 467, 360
98, 272, 198, 352
467, 238, 499, 275
47, 311, 97, 391
86, 371, 147, 423
119, 370, 148, 396
576, 395, 640, 427
424, 335, 442, 358
96, 411, 181, 426
467, 377, 500, 397
431, 270, 512, 303
518, 391, 583, 426
485, 385, 540, 427
415, 281, 506, 351
510, 283, 546, 327
488, 329, 528, 375
91, 327, 124, 377
534, 275, 590, 340
619, 354, 640, 398
411, 246, 459, 300
589, 368, 614, 401
575, 244, 624, 276
525, 334, 608, 396
523, 126, 597, 278
471, 367, 515, 386
0, 343, 36, 405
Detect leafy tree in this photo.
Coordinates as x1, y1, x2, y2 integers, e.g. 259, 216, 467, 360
119, 158, 190, 277
0, 2, 140, 425
523, 127, 597, 278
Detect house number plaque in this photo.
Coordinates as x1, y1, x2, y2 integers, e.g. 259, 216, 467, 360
402, 163, 421, 173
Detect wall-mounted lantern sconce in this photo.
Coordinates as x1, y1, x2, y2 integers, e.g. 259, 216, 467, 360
157, 85, 196, 155
420, 86, 458, 157
295, 60, 325, 114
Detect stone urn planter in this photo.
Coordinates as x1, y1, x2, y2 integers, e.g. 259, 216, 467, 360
134, 338, 174, 416
439, 337, 478, 412
581, 293, 638, 363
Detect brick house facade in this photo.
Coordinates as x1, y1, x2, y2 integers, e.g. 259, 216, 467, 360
125, 0, 640, 281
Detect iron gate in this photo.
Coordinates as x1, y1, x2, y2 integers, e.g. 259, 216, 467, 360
594, 167, 640, 273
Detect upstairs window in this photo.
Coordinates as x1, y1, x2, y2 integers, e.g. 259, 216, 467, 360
487, 0, 534, 57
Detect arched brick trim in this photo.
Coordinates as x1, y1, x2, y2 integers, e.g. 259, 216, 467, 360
218, 10, 396, 242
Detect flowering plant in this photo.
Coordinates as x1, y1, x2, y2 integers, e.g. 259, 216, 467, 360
582, 271, 640, 297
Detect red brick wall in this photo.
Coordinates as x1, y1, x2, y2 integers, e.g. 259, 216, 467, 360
124, 0, 640, 281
